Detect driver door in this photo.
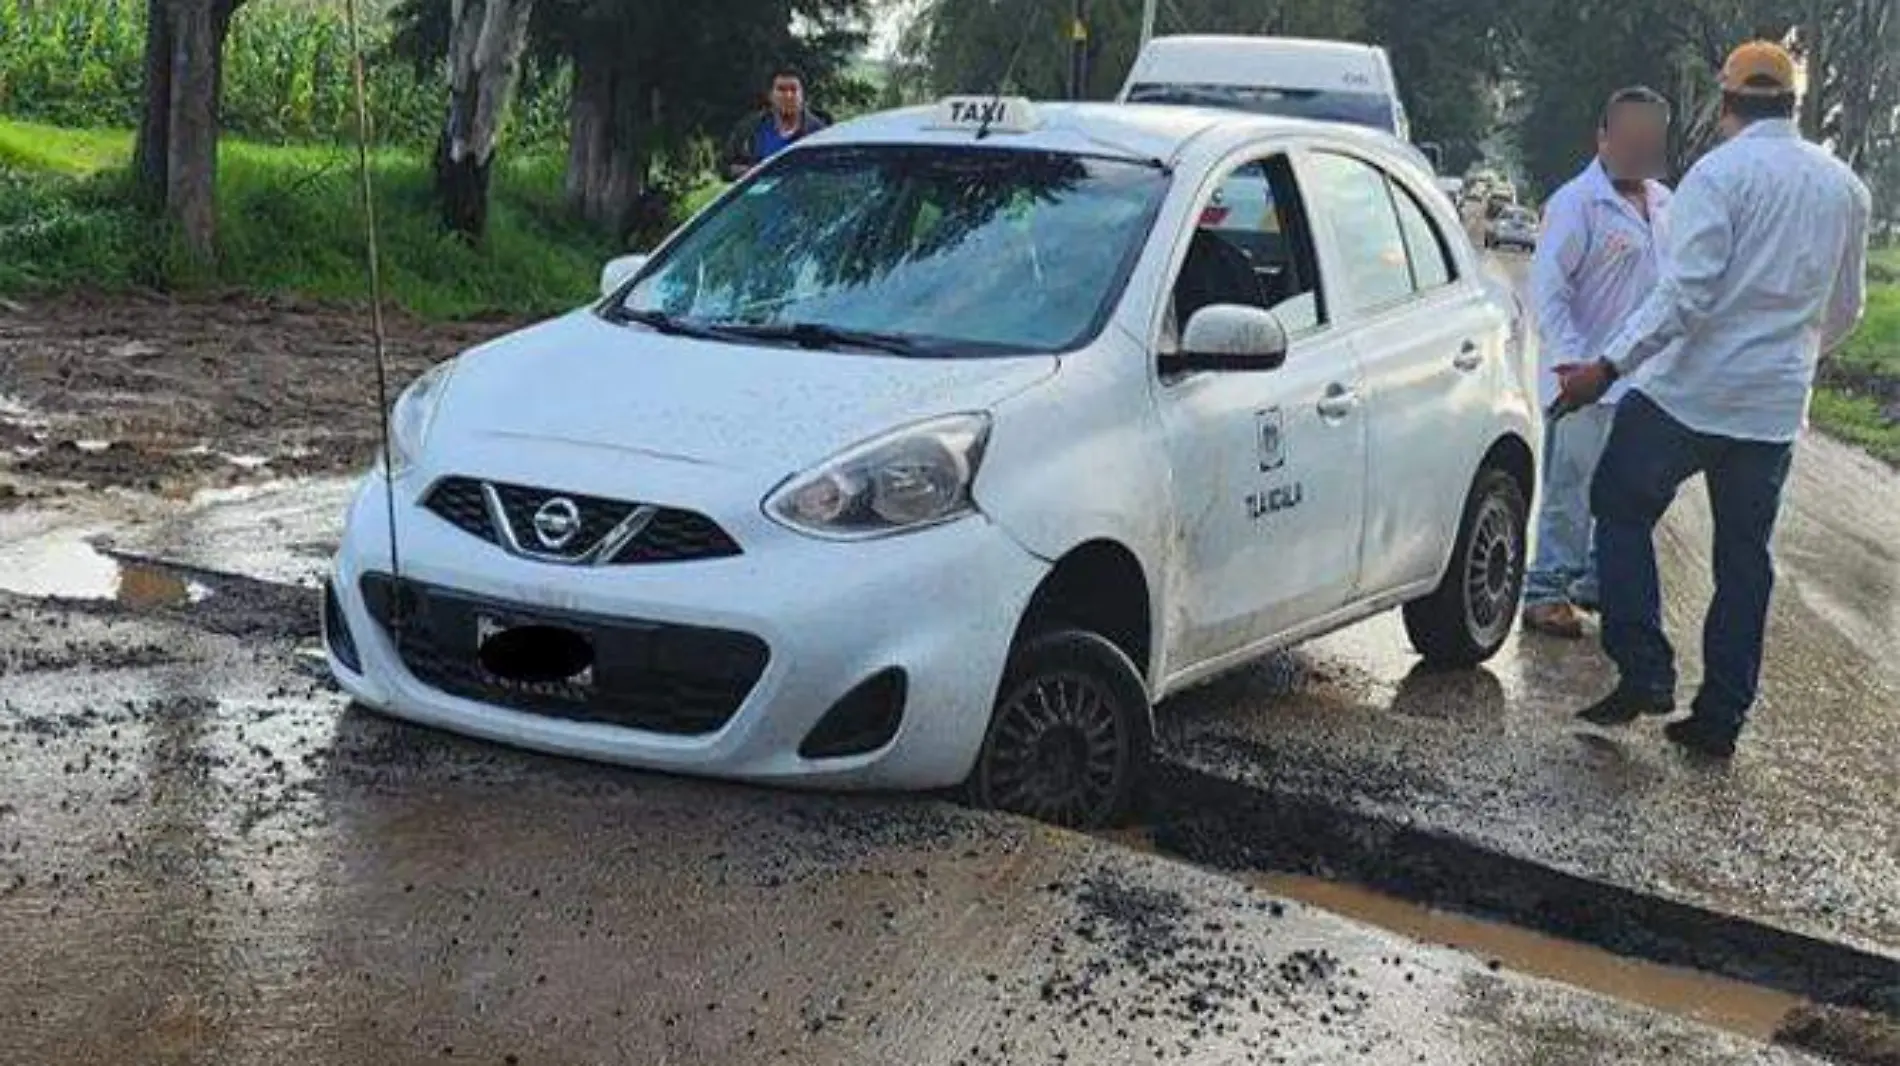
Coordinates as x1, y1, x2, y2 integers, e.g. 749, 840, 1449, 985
1155, 151, 1369, 671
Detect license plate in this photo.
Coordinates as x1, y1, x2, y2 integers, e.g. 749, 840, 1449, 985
476, 613, 596, 692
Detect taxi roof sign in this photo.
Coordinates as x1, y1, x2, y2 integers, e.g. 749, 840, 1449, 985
929, 96, 1042, 135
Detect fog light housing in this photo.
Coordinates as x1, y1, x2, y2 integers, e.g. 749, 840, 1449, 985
322, 580, 361, 674
799, 669, 907, 759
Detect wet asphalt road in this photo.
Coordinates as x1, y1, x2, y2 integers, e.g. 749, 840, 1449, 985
1151, 258, 1900, 960
3, 252, 1896, 1062
1157, 427, 1899, 959
0, 580, 1822, 1066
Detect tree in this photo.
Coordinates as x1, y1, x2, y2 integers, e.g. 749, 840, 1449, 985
1363, 0, 1508, 174
1503, 0, 1806, 197
893, 0, 1364, 104
134, 0, 247, 262
392, 0, 541, 241
536, 0, 867, 241
440, 0, 539, 239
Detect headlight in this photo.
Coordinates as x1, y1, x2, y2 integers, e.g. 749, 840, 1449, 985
381, 359, 457, 479
766, 414, 991, 538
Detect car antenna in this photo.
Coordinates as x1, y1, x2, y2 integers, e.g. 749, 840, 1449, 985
343, 0, 403, 646
977, 0, 1041, 140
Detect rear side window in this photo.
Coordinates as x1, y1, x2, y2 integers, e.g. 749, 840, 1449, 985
1391, 183, 1455, 291
1305, 152, 1413, 313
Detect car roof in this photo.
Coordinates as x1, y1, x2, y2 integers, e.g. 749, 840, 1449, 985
801, 101, 1419, 171
1129, 35, 1388, 89
1139, 35, 1385, 61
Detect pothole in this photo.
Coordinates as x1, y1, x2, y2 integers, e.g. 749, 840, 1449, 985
0, 527, 211, 606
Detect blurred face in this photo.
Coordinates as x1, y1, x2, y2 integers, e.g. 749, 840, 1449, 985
771, 76, 804, 120
1597, 101, 1669, 182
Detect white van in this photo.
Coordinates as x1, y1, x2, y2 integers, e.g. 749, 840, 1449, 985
1117, 36, 1410, 141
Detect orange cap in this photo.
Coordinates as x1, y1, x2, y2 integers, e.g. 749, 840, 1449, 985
1721, 41, 1797, 97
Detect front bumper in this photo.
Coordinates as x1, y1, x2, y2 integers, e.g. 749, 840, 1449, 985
325, 470, 1048, 791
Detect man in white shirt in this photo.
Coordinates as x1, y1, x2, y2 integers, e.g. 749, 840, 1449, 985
1524, 87, 1673, 639
1553, 41, 1872, 757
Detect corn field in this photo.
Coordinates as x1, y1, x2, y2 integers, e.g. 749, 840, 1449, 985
0, 0, 569, 148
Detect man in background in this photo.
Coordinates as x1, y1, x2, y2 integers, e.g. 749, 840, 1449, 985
1554, 42, 1872, 756
725, 66, 828, 179
1524, 87, 1674, 638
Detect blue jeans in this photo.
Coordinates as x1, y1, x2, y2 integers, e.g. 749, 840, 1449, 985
1590, 393, 1793, 733
1526, 402, 1614, 608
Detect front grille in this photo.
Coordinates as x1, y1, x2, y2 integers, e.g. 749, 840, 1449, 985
359, 574, 767, 736
421, 476, 741, 565
489, 482, 640, 562
619, 508, 742, 564
422, 478, 497, 544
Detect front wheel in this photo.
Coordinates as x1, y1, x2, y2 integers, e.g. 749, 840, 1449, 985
966, 630, 1151, 829
1403, 466, 1529, 668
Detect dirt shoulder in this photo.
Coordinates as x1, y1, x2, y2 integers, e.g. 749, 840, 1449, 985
0, 291, 524, 499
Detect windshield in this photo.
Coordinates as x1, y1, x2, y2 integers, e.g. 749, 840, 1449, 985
613, 146, 1168, 356
1126, 82, 1398, 134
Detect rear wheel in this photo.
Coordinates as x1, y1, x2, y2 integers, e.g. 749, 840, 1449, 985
967, 630, 1150, 829
1403, 466, 1528, 668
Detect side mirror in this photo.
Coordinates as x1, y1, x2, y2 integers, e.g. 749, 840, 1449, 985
1166, 305, 1289, 373
599, 254, 649, 298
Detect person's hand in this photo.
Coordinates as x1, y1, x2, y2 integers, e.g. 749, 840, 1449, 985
1553, 359, 1614, 410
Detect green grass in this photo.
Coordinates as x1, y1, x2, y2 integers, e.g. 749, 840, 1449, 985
0, 118, 614, 319
1810, 245, 1899, 464
1811, 389, 1900, 465
1833, 282, 1900, 376
0, 119, 131, 175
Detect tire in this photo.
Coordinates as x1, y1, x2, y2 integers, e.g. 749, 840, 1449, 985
966, 629, 1151, 830
1403, 466, 1529, 669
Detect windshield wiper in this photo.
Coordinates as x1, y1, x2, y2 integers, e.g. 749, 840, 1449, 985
710, 321, 926, 356
604, 306, 731, 340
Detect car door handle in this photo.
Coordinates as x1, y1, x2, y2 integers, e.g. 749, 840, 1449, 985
1453, 341, 1483, 372
1316, 384, 1360, 420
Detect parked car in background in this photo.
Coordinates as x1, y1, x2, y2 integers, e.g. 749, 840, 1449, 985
1486, 205, 1539, 252
1116, 35, 1440, 180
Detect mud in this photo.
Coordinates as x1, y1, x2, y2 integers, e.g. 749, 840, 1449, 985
1778, 1006, 1900, 1066
1140, 761, 1900, 1017
0, 291, 521, 492
0, 569, 1834, 1065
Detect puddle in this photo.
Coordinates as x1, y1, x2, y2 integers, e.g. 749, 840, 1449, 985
0, 528, 212, 606
1100, 826, 1807, 1043
1255, 872, 1805, 1043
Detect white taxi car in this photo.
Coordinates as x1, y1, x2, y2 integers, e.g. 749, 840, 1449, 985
323, 97, 1537, 828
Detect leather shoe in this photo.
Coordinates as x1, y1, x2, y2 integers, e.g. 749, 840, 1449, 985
1665, 717, 1738, 759
1577, 686, 1675, 727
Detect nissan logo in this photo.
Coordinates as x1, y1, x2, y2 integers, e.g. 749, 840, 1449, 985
531, 497, 583, 550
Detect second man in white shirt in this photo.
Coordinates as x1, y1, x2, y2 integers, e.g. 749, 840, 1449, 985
1525, 88, 1673, 638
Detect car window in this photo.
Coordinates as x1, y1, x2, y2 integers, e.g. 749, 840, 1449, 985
1391, 181, 1455, 291
621, 146, 1168, 356
1165, 153, 1325, 351
1126, 82, 1399, 136
1305, 152, 1414, 314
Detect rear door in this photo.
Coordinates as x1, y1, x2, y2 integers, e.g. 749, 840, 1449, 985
1297, 149, 1500, 596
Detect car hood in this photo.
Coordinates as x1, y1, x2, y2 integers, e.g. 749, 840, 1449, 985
430, 310, 1061, 473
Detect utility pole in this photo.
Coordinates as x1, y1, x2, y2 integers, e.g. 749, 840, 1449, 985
1069, 0, 1089, 99
1139, 0, 1157, 51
